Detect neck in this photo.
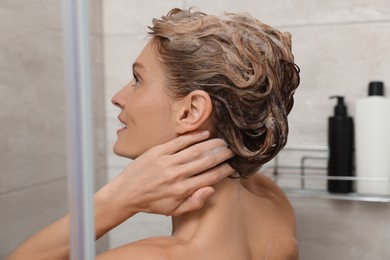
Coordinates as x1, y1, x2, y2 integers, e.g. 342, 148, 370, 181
171, 177, 244, 241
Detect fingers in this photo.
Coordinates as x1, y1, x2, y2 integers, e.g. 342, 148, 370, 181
170, 187, 215, 216
172, 163, 235, 208
168, 163, 235, 216
185, 163, 236, 190
172, 138, 228, 164
173, 141, 235, 177
171, 162, 235, 216
128, 132, 236, 217
155, 130, 210, 155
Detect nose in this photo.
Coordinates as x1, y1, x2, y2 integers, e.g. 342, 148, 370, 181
111, 84, 128, 109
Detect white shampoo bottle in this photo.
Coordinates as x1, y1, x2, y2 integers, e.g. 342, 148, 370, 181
355, 81, 390, 195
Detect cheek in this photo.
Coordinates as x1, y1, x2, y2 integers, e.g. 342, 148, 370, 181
120, 91, 176, 153
124, 107, 174, 149
143, 112, 175, 141
143, 105, 176, 143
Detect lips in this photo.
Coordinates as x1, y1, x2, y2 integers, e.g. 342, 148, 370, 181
118, 116, 128, 130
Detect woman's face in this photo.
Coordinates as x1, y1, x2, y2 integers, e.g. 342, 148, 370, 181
112, 41, 178, 158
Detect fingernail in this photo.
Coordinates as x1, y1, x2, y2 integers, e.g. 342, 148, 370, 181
201, 130, 210, 137
204, 189, 215, 197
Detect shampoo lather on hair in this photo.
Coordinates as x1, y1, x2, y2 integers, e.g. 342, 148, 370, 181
327, 96, 354, 193
355, 81, 390, 195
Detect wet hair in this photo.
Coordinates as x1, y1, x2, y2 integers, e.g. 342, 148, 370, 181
149, 8, 300, 177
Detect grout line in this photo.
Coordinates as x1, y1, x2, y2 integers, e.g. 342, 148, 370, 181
101, 19, 390, 36
279, 19, 390, 29
0, 176, 67, 196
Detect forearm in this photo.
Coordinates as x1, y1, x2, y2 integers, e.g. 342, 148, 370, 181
8, 186, 137, 260
7, 215, 71, 260
94, 183, 137, 240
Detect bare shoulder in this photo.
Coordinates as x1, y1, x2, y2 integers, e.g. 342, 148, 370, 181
97, 236, 193, 260
240, 173, 298, 259
240, 172, 290, 204
242, 173, 295, 220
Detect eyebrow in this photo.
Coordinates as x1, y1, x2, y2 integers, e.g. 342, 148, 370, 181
132, 62, 145, 73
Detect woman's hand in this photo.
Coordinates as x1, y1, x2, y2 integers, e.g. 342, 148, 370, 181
96, 130, 235, 231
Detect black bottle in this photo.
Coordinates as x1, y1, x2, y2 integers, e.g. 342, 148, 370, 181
327, 96, 354, 193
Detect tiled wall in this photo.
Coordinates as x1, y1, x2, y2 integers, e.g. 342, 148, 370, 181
102, 1, 390, 259
291, 199, 390, 259
2, 0, 388, 259
0, 0, 108, 257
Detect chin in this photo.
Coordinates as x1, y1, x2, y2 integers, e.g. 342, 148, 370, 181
113, 144, 139, 159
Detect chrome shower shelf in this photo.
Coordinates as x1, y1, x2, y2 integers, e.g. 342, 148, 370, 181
262, 146, 390, 203
282, 188, 390, 203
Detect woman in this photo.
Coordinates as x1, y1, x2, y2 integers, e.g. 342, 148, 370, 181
9, 8, 300, 260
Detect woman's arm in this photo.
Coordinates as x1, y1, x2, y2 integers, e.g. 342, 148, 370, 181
8, 131, 234, 260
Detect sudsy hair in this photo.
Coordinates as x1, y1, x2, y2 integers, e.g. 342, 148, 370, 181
149, 8, 300, 177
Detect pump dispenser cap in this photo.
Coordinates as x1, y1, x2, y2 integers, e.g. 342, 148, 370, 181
368, 81, 384, 96
330, 96, 347, 116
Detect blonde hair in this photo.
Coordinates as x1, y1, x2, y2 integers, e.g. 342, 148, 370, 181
149, 8, 300, 177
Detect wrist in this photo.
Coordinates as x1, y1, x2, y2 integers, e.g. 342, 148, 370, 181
94, 183, 137, 239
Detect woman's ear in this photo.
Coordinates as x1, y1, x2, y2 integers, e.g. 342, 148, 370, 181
175, 90, 212, 134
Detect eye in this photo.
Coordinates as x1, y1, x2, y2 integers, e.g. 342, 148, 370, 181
131, 73, 141, 87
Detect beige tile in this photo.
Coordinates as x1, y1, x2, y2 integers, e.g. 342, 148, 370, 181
0, 178, 108, 258
290, 198, 390, 259
102, 0, 390, 35
102, 1, 178, 35
90, 0, 104, 35
285, 22, 390, 147
0, 0, 108, 193
0, 62, 67, 192
0, 79, 68, 192
0, 0, 63, 32
183, 0, 390, 26
90, 33, 109, 180
0, 179, 67, 258
0, 0, 67, 195
0, 4, 64, 89
0, 0, 107, 257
